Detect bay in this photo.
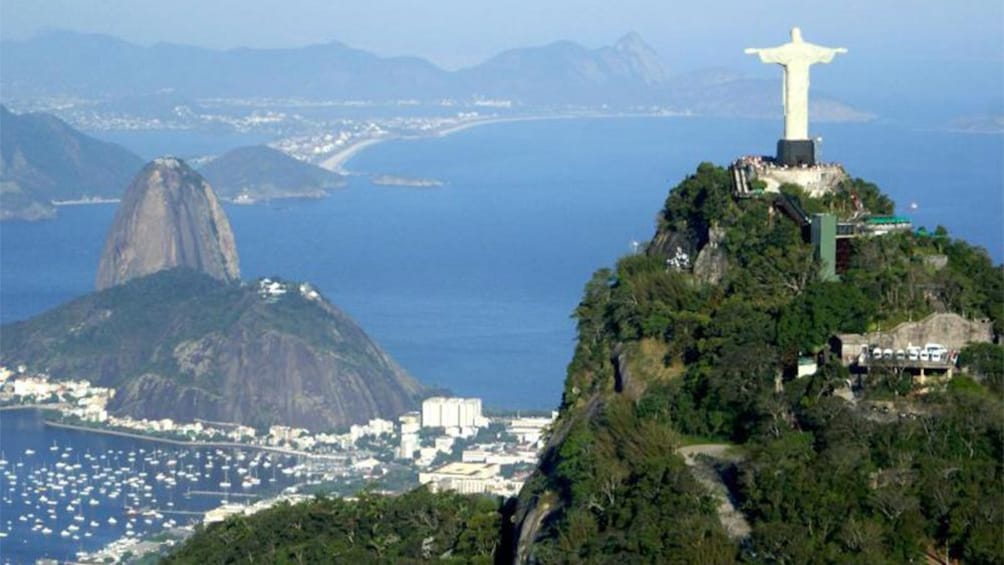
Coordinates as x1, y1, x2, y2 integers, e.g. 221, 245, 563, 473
1, 118, 1001, 412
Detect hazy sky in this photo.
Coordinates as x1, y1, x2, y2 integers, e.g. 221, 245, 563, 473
2, 0, 1002, 121
2, 0, 1001, 71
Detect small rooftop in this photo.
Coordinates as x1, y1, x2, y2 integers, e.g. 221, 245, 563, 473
427, 461, 499, 478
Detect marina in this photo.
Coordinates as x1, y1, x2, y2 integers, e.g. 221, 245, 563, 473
0, 409, 308, 564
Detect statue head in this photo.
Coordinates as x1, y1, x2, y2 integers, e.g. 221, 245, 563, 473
791, 27, 803, 42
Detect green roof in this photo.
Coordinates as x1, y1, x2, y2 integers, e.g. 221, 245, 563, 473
865, 216, 911, 225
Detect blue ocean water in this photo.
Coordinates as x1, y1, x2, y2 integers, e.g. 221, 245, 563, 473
1, 118, 1001, 412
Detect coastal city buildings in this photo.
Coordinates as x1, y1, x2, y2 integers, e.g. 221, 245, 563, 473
418, 462, 502, 495
1, 366, 554, 498
421, 396, 486, 430
1, 365, 556, 562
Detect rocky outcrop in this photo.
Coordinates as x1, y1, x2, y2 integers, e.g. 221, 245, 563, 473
647, 227, 698, 263
693, 225, 729, 285
1, 269, 424, 430
95, 157, 240, 290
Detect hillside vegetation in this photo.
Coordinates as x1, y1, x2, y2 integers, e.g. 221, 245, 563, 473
0, 104, 143, 220
1, 268, 423, 430
198, 145, 345, 202
164, 163, 1002, 563
163, 489, 501, 564
510, 163, 1002, 563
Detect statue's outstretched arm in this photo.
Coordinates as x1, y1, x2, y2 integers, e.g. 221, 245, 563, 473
811, 46, 848, 64
745, 47, 783, 64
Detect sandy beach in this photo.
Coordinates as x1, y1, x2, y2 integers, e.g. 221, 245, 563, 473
317, 112, 687, 174
318, 137, 392, 172
317, 115, 571, 173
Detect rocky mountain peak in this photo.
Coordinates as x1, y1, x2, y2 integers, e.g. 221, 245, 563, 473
152, 155, 183, 168
95, 157, 240, 290
614, 31, 647, 51
612, 31, 667, 85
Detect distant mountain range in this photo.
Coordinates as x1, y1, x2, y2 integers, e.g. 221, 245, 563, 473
0, 104, 144, 220
1, 30, 871, 118
199, 145, 345, 203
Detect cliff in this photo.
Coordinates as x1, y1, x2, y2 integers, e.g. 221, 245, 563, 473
504, 164, 1002, 562
1, 269, 424, 430
95, 157, 240, 290
0, 104, 143, 220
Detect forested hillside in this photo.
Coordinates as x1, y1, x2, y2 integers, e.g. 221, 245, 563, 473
165, 163, 1002, 564
163, 489, 501, 564
508, 163, 1002, 563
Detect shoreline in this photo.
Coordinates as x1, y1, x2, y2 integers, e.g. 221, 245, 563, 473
317, 112, 690, 174
51, 197, 121, 206
1, 403, 65, 411
40, 416, 342, 460
318, 137, 390, 173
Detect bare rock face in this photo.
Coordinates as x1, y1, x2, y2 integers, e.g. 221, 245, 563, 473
693, 225, 729, 285
95, 157, 240, 290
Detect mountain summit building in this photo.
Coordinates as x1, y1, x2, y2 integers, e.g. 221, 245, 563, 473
746, 27, 847, 166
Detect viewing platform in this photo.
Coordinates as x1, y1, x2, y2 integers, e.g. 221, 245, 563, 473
855, 357, 954, 372
730, 155, 847, 198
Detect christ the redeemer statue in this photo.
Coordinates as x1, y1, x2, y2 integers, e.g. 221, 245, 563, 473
746, 28, 846, 165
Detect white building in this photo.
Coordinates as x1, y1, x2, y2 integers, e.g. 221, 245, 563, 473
350, 418, 395, 443
507, 414, 556, 446
421, 397, 484, 429
399, 412, 421, 435
417, 447, 440, 467
398, 433, 419, 460
463, 447, 540, 466
269, 425, 308, 444
434, 436, 455, 454
419, 462, 501, 495
462, 449, 491, 463
12, 377, 55, 398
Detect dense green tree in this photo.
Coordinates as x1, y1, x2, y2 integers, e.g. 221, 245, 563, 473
163, 488, 501, 564
958, 343, 1004, 393
777, 281, 875, 362
660, 162, 734, 247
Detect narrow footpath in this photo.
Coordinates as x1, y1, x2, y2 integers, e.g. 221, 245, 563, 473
677, 444, 752, 542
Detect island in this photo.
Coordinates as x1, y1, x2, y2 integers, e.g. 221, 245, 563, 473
370, 174, 444, 188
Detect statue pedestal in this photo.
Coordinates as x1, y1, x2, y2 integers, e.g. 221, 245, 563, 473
777, 139, 815, 166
